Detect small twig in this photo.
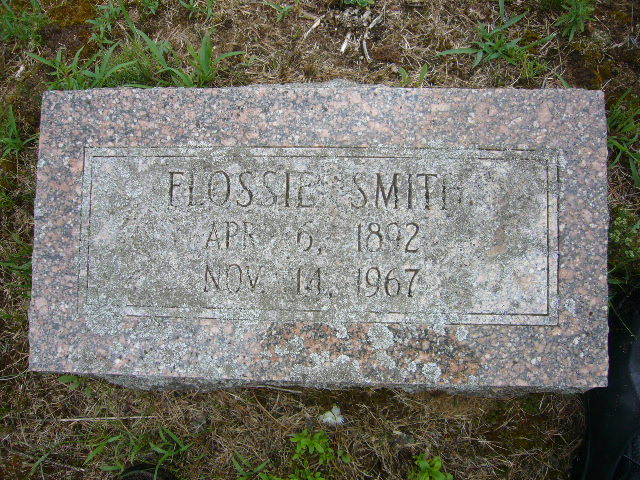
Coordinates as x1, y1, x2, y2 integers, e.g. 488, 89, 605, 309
362, 38, 371, 62
247, 385, 303, 394
0, 370, 28, 381
14, 64, 25, 78
368, 10, 384, 30
303, 14, 325, 41
224, 390, 245, 402
340, 32, 352, 54
57, 415, 156, 422
360, 9, 384, 63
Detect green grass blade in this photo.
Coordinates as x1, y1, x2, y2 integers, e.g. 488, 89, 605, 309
418, 63, 429, 84
213, 50, 245, 65
199, 34, 213, 73
472, 50, 484, 67
528, 33, 556, 49
496, 12, 526, 32
26, 51, 56, 68
553, 72, 572, 88
135, 28, 169, 68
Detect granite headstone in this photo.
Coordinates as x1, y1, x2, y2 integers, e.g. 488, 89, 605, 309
29, 84, 609, 393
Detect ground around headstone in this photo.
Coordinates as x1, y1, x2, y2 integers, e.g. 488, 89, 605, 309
29, 84, 609, 393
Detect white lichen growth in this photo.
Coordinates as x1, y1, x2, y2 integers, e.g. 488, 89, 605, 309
455, 326, 469, 341
318, 405, 345, 426
422, 362, 442, 382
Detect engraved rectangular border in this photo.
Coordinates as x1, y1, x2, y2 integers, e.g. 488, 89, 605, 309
77, 146, 560, 326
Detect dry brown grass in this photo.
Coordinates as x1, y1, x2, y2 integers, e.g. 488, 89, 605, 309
0, 370, 584, 479
2, 0, 639, 478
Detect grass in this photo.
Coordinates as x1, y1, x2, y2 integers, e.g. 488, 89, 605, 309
176, 33, 245, 87
100, 39, 163, 87
0, 106, 36, 302
129, 27, 244, 87
42, 2, 237, 90
231, 431, 445, 480
0, 232, 32, 299
0, 0, 48, 44
140, 0, 161, 15
28, 44, 137, 90
179, 0, 216, 20
409, 455, 453, 480
398, 63, 430, 87
609, 208, 640, 289
343, 0, 375, 7
234, 429, 354, 480
556, 0, 595, 42
87, 0, 123, 46
608, 89, 640, 190
264, 1, 293, 23
438, 0, 555, 68
1, 105, 36, 159
1, 0, 639, 478
0, 385, 582, 479
45, 424, 190, 476
608, 88, 640, 295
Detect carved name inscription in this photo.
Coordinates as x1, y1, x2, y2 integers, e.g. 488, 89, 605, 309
78, 147, 559, 325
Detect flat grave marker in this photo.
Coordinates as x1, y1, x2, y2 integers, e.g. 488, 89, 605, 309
29, 84, 609, 393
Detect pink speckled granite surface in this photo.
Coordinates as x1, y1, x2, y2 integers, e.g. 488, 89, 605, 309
29, 85, 608, 392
